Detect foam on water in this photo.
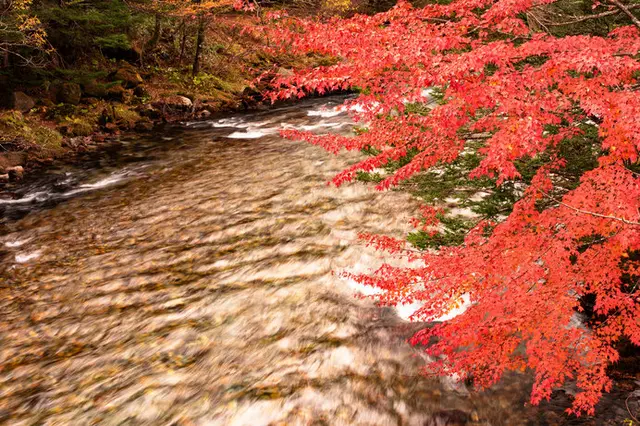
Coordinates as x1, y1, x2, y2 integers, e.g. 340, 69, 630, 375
15, 251, 41, 263
307, 107, 343, 118
0, 191, 50, 205
63, 172, 130, 196
5, 238, 30, 248
226, 130, 270, 139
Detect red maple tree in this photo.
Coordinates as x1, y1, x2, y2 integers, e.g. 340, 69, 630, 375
261, 0, 640, 415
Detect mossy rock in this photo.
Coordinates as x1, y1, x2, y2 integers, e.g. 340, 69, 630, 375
54, 82, 82, 105
113, 105, 141, 128
0, 111, 63, 152
106, 85, 128, 102
45, 103, 78, 122
82, 80, 109, 98
32, 126, 64, 152
59, 119, 94, 137
110, 64, 143, 88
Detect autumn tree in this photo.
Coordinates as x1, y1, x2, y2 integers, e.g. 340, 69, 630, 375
0, 0, 48, 67
263, 0, 640, 415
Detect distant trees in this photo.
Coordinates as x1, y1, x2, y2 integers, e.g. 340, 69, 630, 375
1, 0, 242, 74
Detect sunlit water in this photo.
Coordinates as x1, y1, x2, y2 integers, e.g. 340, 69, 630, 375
0, 96, 628, 425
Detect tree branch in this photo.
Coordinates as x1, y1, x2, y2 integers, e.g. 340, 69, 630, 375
608, 0, 640, 30
539, 189, 640, 226
533, 3, 640, 27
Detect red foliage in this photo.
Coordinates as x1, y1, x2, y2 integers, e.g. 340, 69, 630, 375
262, 0, 640, 415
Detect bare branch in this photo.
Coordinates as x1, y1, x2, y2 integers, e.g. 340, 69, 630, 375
539, 189, 640, 226
608, 0, 640, 30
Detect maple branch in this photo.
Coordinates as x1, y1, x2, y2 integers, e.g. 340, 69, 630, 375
544, 7, 635, 26
608, 0, 640, 30
539, 189, 640, 226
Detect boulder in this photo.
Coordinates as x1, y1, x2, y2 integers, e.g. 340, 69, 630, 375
62, 136, 89, 149
111, 65, 143, 88
56, 83, 82, 105
11, 92, 35, 112
137, 104, 162, 120
103, 122, 119, 133
82, 80, 109, 98
112, 105, 141, 130
197, 109, 212, 119
156, 95, 193, 111
59, 120, 93, 137
0, 174, 8, 183
133, 85, 149, 98
106, 85, 128, 102
241, 86, 264, 108
0, 152, 27, 172
7, 166, 24, 181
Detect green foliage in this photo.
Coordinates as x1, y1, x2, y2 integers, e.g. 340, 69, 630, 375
355, 170, 383, 182
404, 102, 431, 116
407, 215, 474, 249
36, 0, 140, 60
356, 121, 605, 250
95, 34, 132, 50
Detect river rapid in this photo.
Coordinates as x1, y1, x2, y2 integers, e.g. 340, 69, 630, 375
0, 96, 631, 425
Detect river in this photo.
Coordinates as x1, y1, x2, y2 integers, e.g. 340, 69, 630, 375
0, 96, 631, 425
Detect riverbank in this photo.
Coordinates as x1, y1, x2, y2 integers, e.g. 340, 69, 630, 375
0, 15, 335, 188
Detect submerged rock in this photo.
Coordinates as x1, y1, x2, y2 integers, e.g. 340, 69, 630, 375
424, 410, 470, 426
134, 119, 154, 132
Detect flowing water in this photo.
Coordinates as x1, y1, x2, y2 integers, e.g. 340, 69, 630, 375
0, 96, 632, 425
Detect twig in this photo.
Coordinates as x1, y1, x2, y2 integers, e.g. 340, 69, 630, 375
544, 6, 640, 26
608, 0, 640, 30
539, 189, 640, 226
625, 394, 639, 424
527, 11, 551, 33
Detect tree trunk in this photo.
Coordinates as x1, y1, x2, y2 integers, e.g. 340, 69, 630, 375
146, 12, 162, 51
179, 19, 187, 65
192, 16, 205, 76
